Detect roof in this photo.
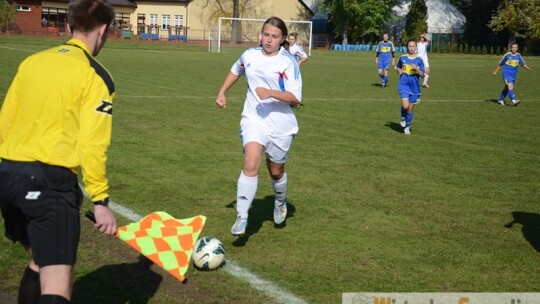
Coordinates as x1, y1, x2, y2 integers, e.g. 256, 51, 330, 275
132, 0, 192, 3
49, 0, 137, 7
393, 0, 465, 34
298, 0, 314, 16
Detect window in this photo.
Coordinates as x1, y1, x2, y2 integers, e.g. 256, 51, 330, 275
137, 14, 145, 33
149, 14, 158, 25
162, 14, 170, 30
16, 5, 31, 12
174, 15, 183, 27
115, 13, 130, 30
42, 7, 67, 28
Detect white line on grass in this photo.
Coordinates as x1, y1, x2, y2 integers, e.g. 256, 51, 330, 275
80, 186, 307, 304
0, 45, 37, 53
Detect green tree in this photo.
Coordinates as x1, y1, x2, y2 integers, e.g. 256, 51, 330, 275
0, 0, 16, 32
403, 0, 428, 43
489, 0, 540, 46
320, 0, 398, 44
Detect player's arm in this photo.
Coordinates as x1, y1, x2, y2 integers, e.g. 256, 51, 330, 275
395, 59, 403, 75
216, 71, 241, 109
522, 64, 531, 71
80, 70, 117, 235
256, 63, 301, 107
492, 66, 501, 76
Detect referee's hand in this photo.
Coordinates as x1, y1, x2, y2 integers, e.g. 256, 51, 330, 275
93, 205, 117, 235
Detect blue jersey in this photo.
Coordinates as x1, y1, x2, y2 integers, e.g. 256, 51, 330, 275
499, 52, 526, 81
396, 54, 425, 97
376, 41, 395, 63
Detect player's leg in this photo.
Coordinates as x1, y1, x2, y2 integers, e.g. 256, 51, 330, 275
265, 135, 294, 225
232, 141, 263, 235
423, 66, 430, 87
39, 264, 73, 303
0, 163, 42, 304
498, 83, 509, 105
18, 251, 41, 304
506, 81, 519, 105
399, 88, 410, 129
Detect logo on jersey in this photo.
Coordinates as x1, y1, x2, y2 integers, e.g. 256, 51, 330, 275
95, 100, 113, 115
25, 191, 41, 200
505, 59, 519, 67
380, 46, 392, 52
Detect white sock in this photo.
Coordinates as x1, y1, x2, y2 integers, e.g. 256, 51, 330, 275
272, 172, 287, 204
424, 74, 429, 84
236, 171, 258, 218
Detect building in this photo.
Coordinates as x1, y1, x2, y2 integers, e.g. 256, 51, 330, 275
11, 0, 313, 41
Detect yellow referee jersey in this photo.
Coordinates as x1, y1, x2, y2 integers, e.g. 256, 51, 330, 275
0, 39, 115, 201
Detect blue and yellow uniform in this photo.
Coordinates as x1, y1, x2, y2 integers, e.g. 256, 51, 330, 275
396, 54, 425, 103
376, 40, 395, 70
499, 52, 526, 84
0, 38, 114, 202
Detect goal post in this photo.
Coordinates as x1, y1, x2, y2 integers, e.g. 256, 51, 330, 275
211, 17, 313, 55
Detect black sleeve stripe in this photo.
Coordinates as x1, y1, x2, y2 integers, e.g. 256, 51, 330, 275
83, 52, 115, 96
64, 43, 115, 96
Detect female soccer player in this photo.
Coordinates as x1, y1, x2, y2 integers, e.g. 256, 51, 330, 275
396, 39, 425, 135
492, 43, 532, 106
215, 17, 302, 236
287, 32, 308, 66
417, 33, 431, 88
375, 33, 395, 88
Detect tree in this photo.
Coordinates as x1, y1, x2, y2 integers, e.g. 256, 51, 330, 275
0, 0, 16, 32
320, 0, 398, 44
489, 0, 540, 45
403, 0, 427, 43
198, 0, 261, 42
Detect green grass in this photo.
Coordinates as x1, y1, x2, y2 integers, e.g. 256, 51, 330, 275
1, 37, 539, 303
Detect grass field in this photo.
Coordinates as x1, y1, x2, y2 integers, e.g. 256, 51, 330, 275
0, 36, 539, 304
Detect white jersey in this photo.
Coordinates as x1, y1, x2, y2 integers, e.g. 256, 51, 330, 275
417, 41, 429, 57
231, 47, 302, 137
288, 43, 308, 62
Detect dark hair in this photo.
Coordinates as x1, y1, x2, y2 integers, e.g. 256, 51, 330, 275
407, 39, 417, 46
68, 0, 115, 34
262, 16, 289, 51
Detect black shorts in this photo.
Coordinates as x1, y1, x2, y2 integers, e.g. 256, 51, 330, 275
0, 160, 83, 266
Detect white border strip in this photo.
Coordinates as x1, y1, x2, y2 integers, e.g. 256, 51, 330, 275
80, 186, 307, 304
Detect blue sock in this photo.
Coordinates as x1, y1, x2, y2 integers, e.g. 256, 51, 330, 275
405, 112, 414, 128
379, 74, 384, 80
508, 90, 516, 100
499, 90, 508, 101
400, 107, 407, 120
383, 75, 388, 84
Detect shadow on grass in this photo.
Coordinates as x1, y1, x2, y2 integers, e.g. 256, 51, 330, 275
72, 255, 163, 304
385, 121, 404, 133
226, 195, 297, 247
504, 211, 540, 254
485, 98, 499, 104
371, 83, 384, 88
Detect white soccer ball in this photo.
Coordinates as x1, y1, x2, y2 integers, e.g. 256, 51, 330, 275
192, 236, 226, 270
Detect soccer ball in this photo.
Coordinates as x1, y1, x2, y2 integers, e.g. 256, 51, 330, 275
192, 236, 226, 270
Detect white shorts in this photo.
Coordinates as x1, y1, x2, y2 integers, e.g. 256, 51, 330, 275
240, 119, 294, 164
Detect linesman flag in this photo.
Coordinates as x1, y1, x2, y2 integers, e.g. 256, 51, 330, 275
87, 211, 206, 282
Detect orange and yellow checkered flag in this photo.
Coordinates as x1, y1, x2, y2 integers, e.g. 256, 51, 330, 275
115, 212, 206, 282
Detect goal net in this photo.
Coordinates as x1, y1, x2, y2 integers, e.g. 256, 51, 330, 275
210, 17, 313, 55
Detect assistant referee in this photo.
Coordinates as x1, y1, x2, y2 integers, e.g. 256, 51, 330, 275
0, 0, 117, 303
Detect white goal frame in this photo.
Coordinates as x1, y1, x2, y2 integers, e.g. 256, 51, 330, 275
215, 17, 313, 55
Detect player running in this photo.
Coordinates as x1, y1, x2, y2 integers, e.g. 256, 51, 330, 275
215, 17, 302, 236
287, 32, 308, 66
396, 39, 425, 135
417, 33, 431, 88
375, 33, 396, 88
492, 43, 532, 106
